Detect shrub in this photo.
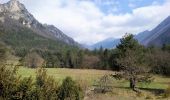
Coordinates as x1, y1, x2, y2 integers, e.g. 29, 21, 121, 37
34, 67, 58, 100
0, 66, 85, 100
94, 75, 114, 93
164, 86, 170, 98
58, 77, 84, 100
0, 63, 35, 99
145, 95, 154, 99
18, 77, 34, 99
0, 43, 7, 64
0, 65, 20, 99
11, 76, 34, 100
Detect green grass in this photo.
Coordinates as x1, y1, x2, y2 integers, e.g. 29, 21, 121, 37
17, 67, 170, 89
18, 67, 113, 85
16, 67, 170, 99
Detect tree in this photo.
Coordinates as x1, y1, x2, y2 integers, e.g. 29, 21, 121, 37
0, 43, 7, 65
76, 50, 84, 68
109, 49, 120, 71
100, 49, 110, 70
65, 50, 75, 68
162, 44, 170, 52
99, 46, 103, 55
94, 75, 114, 93
148, 48, 170, 76
82, 55, 100, 69
24, 52, 44, 68
58, 77, 83, 100
113, 34, 152, 91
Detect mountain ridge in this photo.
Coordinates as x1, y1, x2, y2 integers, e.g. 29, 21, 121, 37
89, 38, 120, 49
142, 16, 170, 46
89, 16, 170, 49
0, 0, 79, 46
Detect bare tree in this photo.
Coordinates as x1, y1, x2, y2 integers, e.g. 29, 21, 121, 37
24, 52, 44, 68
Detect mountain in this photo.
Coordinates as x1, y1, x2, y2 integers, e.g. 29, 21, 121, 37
0, 0, 79, 46
89, 38, 120, 49
90, 16, 170, 49
135, 30, 151, 43
141, 16, 170, 47
0, 0, 81, 60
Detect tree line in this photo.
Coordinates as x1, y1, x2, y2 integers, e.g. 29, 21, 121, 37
16, 34, 170, 78
1, 19, 170, 77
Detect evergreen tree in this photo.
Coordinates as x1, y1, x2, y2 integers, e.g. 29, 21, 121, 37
58, 77, 83, 100
113, 34, 152, 91
76, 50, 83, 68
66, 50, 75, 68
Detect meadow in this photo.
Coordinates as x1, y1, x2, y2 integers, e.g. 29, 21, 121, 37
18, 67, 113, 85
17, 67, 170, 100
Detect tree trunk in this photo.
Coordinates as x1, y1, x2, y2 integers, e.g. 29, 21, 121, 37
0, 83, 3, 96
130, 78, 136, 91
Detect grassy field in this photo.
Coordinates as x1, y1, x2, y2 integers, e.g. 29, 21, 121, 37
17, 67, 170, 100
18, 67, 113, 85
18, 67, 170, 89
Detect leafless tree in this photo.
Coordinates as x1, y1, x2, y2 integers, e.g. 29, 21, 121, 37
24, 52, 44, 68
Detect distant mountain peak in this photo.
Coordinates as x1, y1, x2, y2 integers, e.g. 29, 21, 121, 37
0, 0, 80, 46
89, 15, 170, 49
141, 16, 170, 46
2, 0, 25, 12
0, 0, 34, 28
8, 0, 20, 5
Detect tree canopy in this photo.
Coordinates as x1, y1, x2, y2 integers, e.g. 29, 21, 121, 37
113, 34, 152, 91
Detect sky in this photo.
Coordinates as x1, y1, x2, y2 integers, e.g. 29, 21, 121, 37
1, 0, 170, 45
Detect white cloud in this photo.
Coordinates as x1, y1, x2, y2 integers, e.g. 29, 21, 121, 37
128, 3, 136, 8
1, 0, 170, 45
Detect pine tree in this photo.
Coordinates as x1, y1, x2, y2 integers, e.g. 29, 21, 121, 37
113, 34, 152, 91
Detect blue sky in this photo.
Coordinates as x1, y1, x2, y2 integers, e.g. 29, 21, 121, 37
1, 0, 170, 45
94, 0, 166, 14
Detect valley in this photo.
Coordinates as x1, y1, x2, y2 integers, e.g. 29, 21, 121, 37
15, 67, 170, 100
1, 0, 170, 100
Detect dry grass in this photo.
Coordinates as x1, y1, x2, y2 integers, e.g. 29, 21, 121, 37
17, 67, 170, 100
18, 67, 113, 85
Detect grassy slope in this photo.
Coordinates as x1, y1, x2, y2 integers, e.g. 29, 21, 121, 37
0, 18, 78, 57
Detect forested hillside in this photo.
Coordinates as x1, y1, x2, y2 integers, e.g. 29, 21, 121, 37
0, 18, 82, 67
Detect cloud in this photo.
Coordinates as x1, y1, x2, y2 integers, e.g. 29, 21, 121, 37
1, 0, 170, 45
128, 3, 136, 8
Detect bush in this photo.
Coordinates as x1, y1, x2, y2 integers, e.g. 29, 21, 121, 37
0, 65, 59, 100
12, 77, 34, 99
94, 75, 114, 93
0, 63, 36, 99
58, 77, 84, 100
0, 66, 85, 100
34, 67, 58, 100
0, 43, 7, 64
164, 86, 170, 98
0, 65, 19, 99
